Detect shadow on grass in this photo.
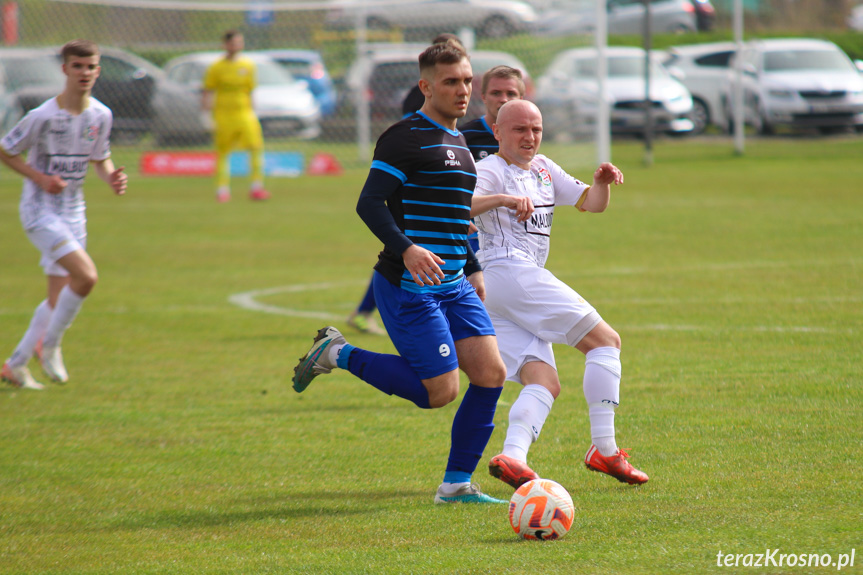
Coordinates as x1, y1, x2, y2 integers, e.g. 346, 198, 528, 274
110, 488, 429, 531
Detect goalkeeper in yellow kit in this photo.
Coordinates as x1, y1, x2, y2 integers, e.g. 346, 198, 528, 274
202, 30, 269, 202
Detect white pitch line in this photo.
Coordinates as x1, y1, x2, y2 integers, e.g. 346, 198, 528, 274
228, 281, 365, 321
228, 283, 855, 334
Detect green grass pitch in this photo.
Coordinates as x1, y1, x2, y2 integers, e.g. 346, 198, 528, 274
1, 136, 861, 574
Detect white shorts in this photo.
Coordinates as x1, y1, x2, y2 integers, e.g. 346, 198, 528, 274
26, 214, 86, 276
482, 258, 601, 384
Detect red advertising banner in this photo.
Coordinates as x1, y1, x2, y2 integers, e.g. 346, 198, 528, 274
3, 2, 19, 46
140, 152, 216, 176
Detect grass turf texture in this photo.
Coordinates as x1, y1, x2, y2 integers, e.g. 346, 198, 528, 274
1, 136, 860, 574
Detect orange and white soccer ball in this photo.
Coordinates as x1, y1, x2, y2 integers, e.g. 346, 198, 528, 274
509, 478, 575, 540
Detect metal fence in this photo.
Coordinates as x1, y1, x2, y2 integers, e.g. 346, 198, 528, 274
2, 0, 860, 171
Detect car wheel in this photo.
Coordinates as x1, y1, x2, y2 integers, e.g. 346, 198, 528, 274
668, 22, 695, 34
755, 108, 773, 136
481, 16, 514, 38
689, 98, 709, 135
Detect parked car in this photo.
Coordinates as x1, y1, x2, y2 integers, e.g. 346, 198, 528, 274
537, 0, 707, 36
255, 49, 337, 116
535, 46, 694, 139
342, 44, 533, 125
721, 38, 863, 134
325, 0, 538, 38
0, 48, 64, 134
342, 44, 425, 124
691, 0, 716, 31
0, 47, 208, 146
164, 52, 321, 139
848, 3, 863, 31
662, 41, 736, 134
93, 47, 210, 146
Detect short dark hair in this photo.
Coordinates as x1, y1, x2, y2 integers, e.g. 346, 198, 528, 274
61, 39, 99, 63
223, 29, 242, 43
418, 40, 468, 75
481, 65, 525, 97
431, 33, 464, 49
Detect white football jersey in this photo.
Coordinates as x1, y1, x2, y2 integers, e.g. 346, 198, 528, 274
474, 154, 588, 268
1, 97, 113, 232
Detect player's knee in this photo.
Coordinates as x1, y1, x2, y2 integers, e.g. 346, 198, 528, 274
584, 323, 621, 351
491, 359, 507, 387
607, 328, 621, 350
72, 268, 98, 296
475, 357, 506, 389
427, 384, 459, 408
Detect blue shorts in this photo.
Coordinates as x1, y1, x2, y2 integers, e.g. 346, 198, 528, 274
373, 271, 496, 380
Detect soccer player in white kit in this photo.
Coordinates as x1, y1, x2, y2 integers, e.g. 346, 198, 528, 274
472, 100, 649, 486
0, 40, 127, 390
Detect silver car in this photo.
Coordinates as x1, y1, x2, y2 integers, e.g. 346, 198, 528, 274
537, 0, 700, 36
164, 52, 321, 140
536, 46, 694, 139
325, 0, 538, 38
662, 41, 737, 134
722, 38, 863, 134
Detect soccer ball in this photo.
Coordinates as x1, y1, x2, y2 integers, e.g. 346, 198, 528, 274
508, 478, 574, 541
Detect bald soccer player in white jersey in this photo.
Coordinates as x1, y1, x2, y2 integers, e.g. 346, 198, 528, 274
1, 39, 127, 390
471, 99, 649, 487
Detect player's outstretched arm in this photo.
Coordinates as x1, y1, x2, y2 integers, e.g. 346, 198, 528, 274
581, 162, 623, 213
471, 193, 534, 222
92, 158, 127, 195
0, 148, 66, 194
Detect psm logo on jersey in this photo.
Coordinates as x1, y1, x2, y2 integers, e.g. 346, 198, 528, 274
444, 149, 461, 167
479, 150, 488, 159
536, 167, 552, 187
83, 124, 100, 142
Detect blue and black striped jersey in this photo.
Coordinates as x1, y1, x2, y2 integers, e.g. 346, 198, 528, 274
370, 111, 477, 294
460, 116, 498, 161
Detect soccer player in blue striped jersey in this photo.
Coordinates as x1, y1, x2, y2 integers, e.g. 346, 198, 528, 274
292, 40, 508, 504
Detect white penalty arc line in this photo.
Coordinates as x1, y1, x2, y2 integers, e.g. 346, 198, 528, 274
228, 283, 854, 334
228, 281, 365, 321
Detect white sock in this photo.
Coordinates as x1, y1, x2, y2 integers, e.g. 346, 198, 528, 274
440, 481, 469, 494
217, 185, 230, 196
41, 287, 86, 349
251, 181, 264, 191
584, 347, 622, 457
502, 384, 555, 462
327, 344, 345, 367
8, 300, 53, 367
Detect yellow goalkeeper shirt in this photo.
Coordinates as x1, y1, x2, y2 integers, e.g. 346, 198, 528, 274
204, 56, 256, 116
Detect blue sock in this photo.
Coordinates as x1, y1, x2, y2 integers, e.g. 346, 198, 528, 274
357, 280, 376, 314
338, 345, 430, 409
444, 384, 503, 481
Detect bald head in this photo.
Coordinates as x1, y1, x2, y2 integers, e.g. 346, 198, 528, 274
495, 99, 541, 128
493, 100, 543, 169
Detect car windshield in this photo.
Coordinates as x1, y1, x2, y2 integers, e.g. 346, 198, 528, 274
370, 62, 418, 89
1, 57, 64, 91
763, 49, 853, 72
255, 60, 296, 86
277, 60, 313, 77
